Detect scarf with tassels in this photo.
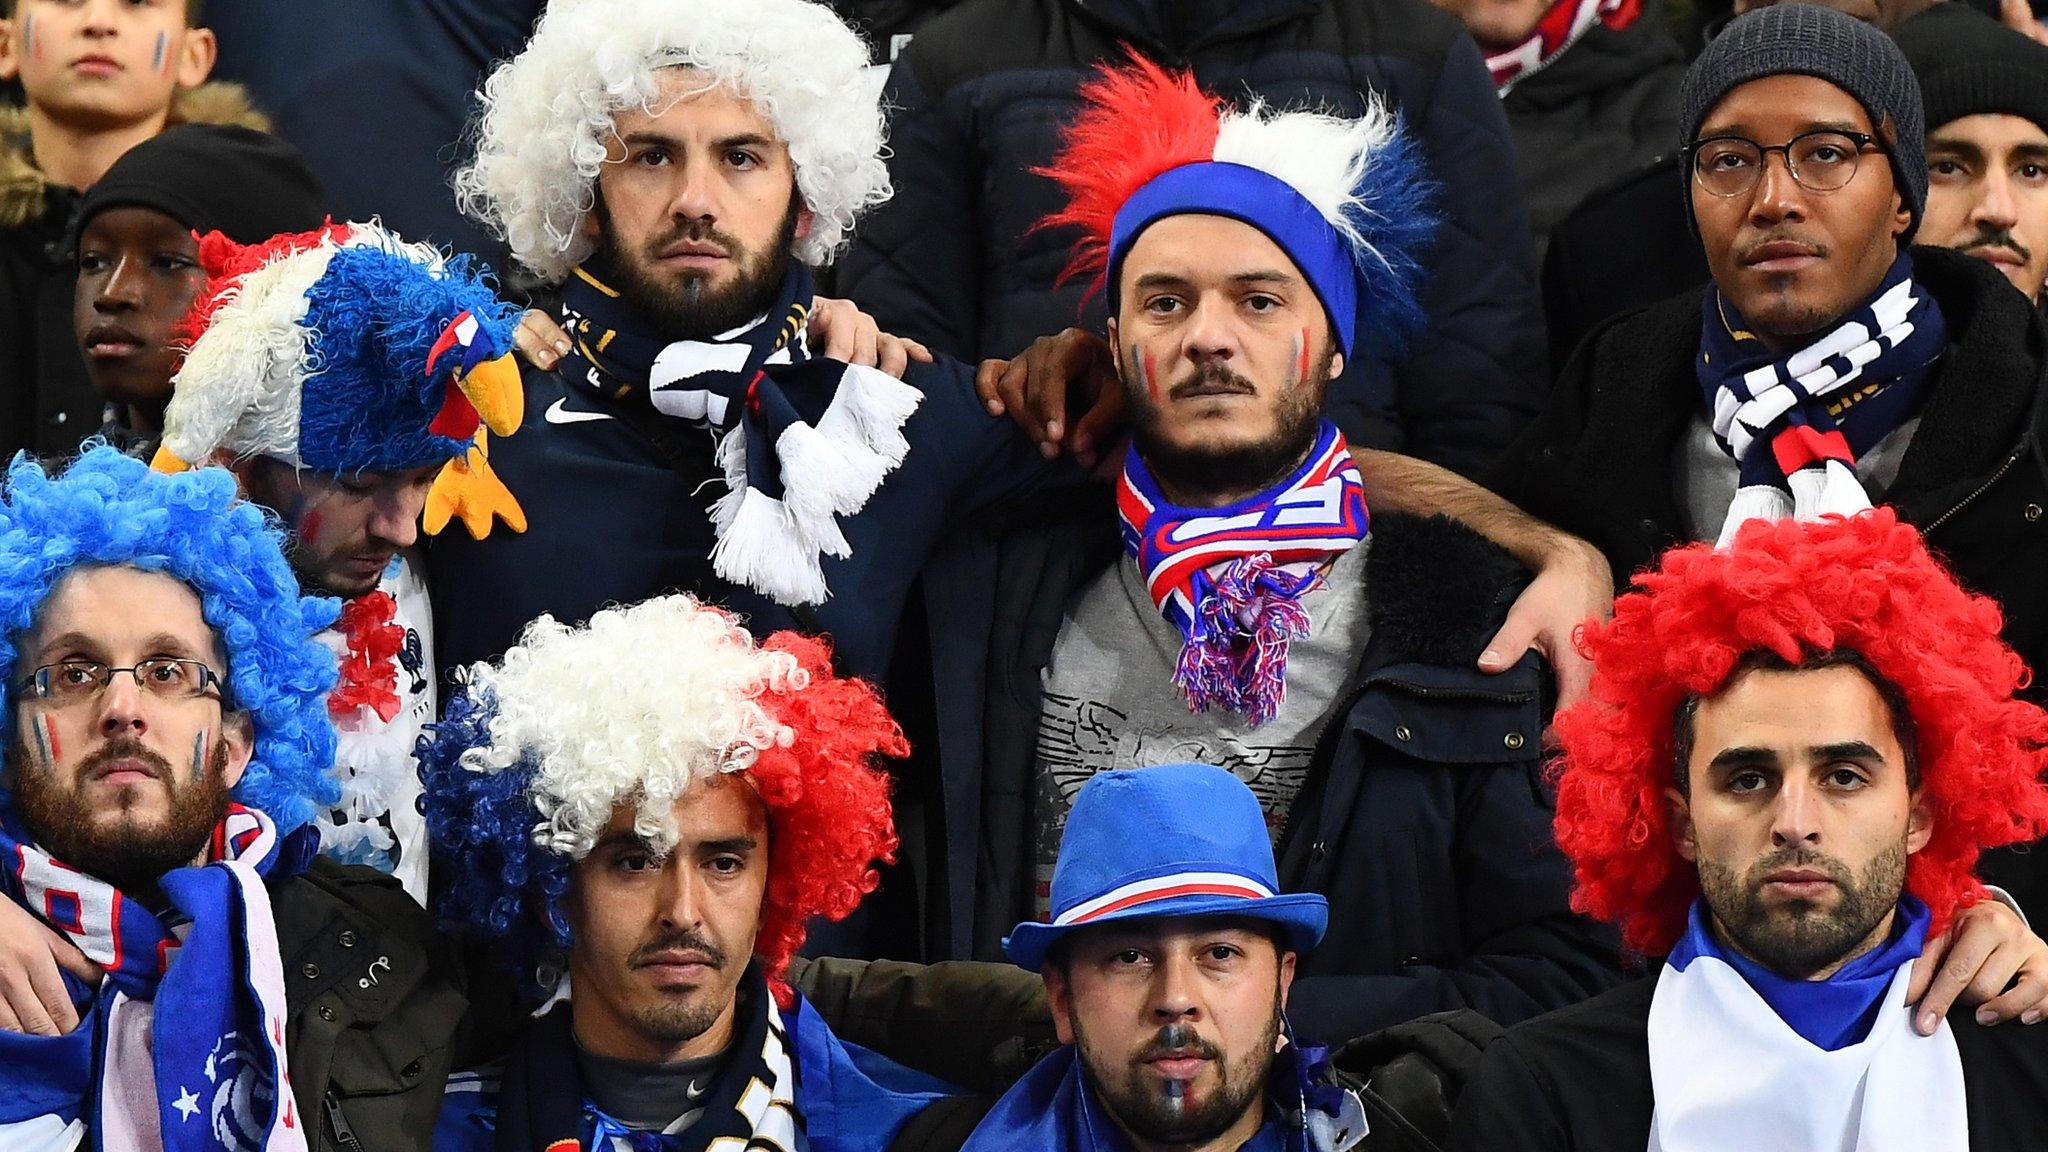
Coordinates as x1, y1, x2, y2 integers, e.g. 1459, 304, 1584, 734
1117, 423, 1369, 727
0, 804, 314, 1152
556, 262, 923, 606
1485, 0, 1644, 91
1698, 252, 1945, 548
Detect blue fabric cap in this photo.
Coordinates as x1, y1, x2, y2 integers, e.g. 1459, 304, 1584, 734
1107, 163, 1359, 357
1003, 762, 1329, 971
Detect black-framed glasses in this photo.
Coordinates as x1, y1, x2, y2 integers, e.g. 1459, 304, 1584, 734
18, 659, 227, 707
1687, 130, 1885, 198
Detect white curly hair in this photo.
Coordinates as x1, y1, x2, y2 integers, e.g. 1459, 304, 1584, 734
455, 0, 890, 284
459, 596, 808, 862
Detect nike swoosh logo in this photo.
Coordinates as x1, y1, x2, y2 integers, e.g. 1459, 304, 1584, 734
545, 397, 615, 425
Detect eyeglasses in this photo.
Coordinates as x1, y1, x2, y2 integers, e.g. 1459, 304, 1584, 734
1687, 130, 1885, 199
18, 659, 227, 707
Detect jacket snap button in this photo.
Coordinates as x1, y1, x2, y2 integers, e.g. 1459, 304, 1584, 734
402, 1061, 422, 1078
1394, 724, 1413, 742
1310, 840, 1328, 862
2027, 504, 2043, 523
1401, 955, 1423, 967
1504, 732, 1526, 750
338, 930, 357, 948
302, 963, 320, 980
318, 1005, 336, 1022
1638, 518, 1658, 535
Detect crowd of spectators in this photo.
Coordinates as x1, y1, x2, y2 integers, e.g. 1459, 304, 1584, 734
3, 0, 2048, 1148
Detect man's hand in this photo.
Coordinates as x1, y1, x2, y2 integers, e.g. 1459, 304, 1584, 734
1477, 535, 1612, 710
508, 301, 934, 381
974, 328, 1122, 466
513, 309, 574, 372
1999, 0, 2048, 46
0, 896, 98, 1036
1907, 895, 2048, 1034
809, 297, 932, 379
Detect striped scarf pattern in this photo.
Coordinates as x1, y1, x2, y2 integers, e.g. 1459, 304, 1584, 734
1117, 422, 1369, 726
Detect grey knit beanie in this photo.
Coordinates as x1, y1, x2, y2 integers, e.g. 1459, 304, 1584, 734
1680, 2, 1926, 242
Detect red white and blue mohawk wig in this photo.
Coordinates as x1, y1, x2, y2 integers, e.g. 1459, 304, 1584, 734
152, 221, 529, 538
1039, 56, 1438, 358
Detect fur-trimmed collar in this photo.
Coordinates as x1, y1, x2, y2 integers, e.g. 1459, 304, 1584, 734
1363, 511, 1530, 669
1, 81, 267, 230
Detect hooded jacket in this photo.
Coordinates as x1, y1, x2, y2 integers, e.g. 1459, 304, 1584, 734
0, 82, 265, 460
833, 0, 1548, 478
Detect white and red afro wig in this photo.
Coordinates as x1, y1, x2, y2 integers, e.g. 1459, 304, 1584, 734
1037, 56, 1438, 357
1554, 510, 2048, 956
420, 593, 905, 1001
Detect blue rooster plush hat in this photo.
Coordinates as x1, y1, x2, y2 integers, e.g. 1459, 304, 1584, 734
154, 220, 529, 537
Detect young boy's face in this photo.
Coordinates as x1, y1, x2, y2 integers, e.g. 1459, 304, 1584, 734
73, 204, 204, 412
0, 0, 215, 132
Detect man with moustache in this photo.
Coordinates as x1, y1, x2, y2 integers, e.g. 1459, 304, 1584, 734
1450, 511, 2048, 1152
916, 59, 1622, 1044
422, 594, 956, 1152
0, 447, 471, 1151
1489, 3, 2048, 925
1896, 2, 2048, 308
434, 0, 1062, 685
958, 763, 1374, 1152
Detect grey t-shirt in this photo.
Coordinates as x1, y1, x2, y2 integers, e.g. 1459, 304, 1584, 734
1030, 543, 1372, 919
1676, 412, 1921, 541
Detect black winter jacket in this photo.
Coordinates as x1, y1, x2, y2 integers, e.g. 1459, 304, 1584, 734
1499, 7, 1683, 262
1490, 245, 2048, 921
276, 858, 475, 1152
835, 0, 1547, 478
911, 502, 1624, 1043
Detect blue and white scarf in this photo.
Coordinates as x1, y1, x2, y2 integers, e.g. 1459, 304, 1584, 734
0, 804, 312, 1152
958, 1039, 1366, 1152
556, 262, 924, 607
1698, 252, 1946, 547
1645, 897, 1968, 1152
1117, 422, 1369, 726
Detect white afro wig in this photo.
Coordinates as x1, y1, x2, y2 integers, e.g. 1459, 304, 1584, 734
452, 597, 805, 860
455, 0, 891, 284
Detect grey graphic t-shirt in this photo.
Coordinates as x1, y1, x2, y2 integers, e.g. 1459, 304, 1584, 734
1031, 543, 1371, 918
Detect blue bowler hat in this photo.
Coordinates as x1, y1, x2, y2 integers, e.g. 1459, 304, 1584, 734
1004, 762, 1329, 972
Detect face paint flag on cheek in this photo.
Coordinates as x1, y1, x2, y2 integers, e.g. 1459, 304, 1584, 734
24, 14, 39, 63
152, 30, 168, 74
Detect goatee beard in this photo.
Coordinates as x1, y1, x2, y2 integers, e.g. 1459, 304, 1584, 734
592, 197, 800, 342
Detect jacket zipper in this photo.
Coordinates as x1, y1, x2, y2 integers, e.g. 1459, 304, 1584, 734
1924, 445, 2026, 534
324, 1091, 365, 1152
1369, 677, 1535, 705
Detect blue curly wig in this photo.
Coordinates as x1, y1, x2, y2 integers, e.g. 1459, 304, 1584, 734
0, 446, 340, 833
295, 242, 522, 475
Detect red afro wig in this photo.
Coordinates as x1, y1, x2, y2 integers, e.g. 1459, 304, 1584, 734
1553, 509, 2048, 956
748, 631, 906, 1002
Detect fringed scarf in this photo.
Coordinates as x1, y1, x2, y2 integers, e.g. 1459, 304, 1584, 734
1485, 0, 1644, 91
1117, 422, 1368, 726
1698, 252, 1945, 547
1646, 898, 1967, 1151
0, 804, 313, 1152
556, 262, 923, 606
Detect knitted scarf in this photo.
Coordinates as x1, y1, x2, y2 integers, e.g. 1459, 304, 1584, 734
1646, 898, 1967, 1151
1117, 422, 1369, 727
0, 804, 312, 1152
1484, 0, 1644, 91
1697, 252, 1945, 547
556, 262, 923, 606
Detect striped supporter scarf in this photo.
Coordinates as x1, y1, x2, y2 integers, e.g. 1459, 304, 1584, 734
1698, 252, 1945, 547
1117, 422, 1368, 727
0, 804, 310, 1152
1484, 0, 1644, 91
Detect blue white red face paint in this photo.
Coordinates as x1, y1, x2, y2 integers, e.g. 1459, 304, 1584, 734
191, 726, 209, 777
1291, 327, 1310, 389
23, 14, 40, 64
151, 30, 169, 74
1130, 345, 1159, 399
1153, 1022, 1200, 1115
30, 713, 60, 770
